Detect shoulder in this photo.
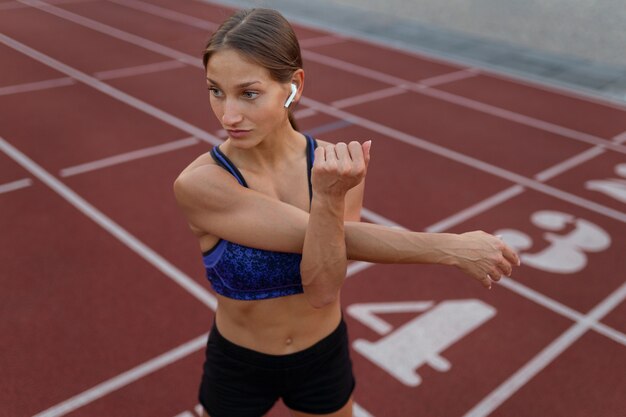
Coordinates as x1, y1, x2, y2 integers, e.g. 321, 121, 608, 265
173, 151, 238, 209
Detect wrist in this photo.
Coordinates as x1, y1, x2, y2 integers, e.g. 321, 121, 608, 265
433, 233, 462, 267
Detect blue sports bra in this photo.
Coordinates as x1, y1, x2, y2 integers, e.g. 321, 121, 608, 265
202, 135, 317, 301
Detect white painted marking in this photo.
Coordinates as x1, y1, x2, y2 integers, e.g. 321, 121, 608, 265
32, 333, 208, 417
0, 0, 94, 10
351, 300, 496, 386
22, 0, 626, 157
496, 210, 611, 274
0, 33, 221, 146
6, 5, 624, 410
352, 208, 626, 347
534, 146, 606, 182
418, 87, 626, 155
0, 77, 74, 96
425, 185, 525, 233
293, 107, 317, 119
361, 207, 404, 228
353, 402, 375, 417
331, 85, 408, 109
0, 178, 33, 194
499, 279, 626, 347
106, 0, 217, 31
172, 412, 194, 417
418, 68, 479, 87
34, 0, 626, 155
301, 96, 626, 224
18, 0, 199, 65
302, 50, 626, 154
463, 281, 626, 417
347, 301, 434, 335
0, 136, 218, 310
59, 136, 199, 177
93, 59, 186, 80
585, 162, 626, 204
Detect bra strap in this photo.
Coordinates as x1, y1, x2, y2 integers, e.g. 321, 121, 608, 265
305, 135, 317, 203
210, 146, 249, 187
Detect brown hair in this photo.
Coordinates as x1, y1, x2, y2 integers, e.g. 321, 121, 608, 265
203, 8, 302, 130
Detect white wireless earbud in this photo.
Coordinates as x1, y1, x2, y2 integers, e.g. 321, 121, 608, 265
284, 83, 297, 108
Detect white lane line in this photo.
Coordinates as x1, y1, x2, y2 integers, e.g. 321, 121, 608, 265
17, 0, 623, 218
425, 185, 526, 233
331, 85, 408, 109
417, 68, 479, 88
39, 0, 626, 155
32, 332, 209, 417
0, 178, 33, 194
301, 96, 626, 224
0, 0, 94, 10
59, 136, 199, 177
106, 0, 217, 31
0, 61, 184, 97
23, 0, 626, 156
93, 59, 186, 80
0, 77, 74, 96
293, 107, 318, 119
18, 0, 200, 66
534, 146, 607, 182
302, 50, 626, 155
419, 87, 626, 155
368, 201, 626, 347
0, 33, 221, 146
535, 129, 626, 182
0, 136, 218, 310
500, 278, 626, 347
462, 281, 626, 417
5, 23, 624, 226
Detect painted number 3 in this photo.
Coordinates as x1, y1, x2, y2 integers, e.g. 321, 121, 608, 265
494, 210, 611, 274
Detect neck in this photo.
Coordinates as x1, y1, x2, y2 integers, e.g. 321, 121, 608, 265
223, 123, 304, 171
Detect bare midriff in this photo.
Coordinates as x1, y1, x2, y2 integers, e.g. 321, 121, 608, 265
214, 293, 342, 355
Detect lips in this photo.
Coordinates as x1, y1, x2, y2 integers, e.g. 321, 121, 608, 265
226, 129, 251, 139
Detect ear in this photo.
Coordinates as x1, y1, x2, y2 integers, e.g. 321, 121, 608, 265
290, 69, 305, 104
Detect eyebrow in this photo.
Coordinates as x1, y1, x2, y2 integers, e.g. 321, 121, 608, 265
206, 78, 261, 88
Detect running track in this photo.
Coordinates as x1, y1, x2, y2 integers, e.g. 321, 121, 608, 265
1, 0, 625, 416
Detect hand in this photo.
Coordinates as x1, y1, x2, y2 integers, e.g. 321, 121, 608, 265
312, 141, 371, 198
453, 231, 521, 289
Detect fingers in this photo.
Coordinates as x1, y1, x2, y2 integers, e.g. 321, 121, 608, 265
501, 241, 521, 267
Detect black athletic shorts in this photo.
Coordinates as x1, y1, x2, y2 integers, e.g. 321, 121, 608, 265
198, 318, 355, 417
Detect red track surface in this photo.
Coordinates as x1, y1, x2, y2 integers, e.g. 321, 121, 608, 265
1, 1, 625, 416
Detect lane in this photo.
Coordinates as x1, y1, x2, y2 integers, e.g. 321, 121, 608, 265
0, 3, 168, 73
463, 282, 626, 417
2, 1, 620, 414
0, 139, 213, 416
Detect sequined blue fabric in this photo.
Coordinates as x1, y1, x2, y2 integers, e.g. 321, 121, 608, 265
203, 240, 304, 300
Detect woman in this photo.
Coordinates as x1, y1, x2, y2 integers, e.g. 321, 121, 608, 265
173, 8, 519, 417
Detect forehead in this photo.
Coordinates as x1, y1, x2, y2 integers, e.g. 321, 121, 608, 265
205, 49, 272, 84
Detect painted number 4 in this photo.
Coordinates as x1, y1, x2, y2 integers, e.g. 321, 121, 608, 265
494, 210, 611, 274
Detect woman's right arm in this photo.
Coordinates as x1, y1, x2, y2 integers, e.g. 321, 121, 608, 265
174, 163, 519, 288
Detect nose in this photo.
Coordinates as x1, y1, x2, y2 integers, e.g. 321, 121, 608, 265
221, 99, 243, 126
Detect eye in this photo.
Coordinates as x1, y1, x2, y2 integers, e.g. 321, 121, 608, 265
242, 91, 259, 100
208, 87, 223, 98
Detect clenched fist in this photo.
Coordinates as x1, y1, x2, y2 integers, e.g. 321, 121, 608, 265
312, 141, 371, 197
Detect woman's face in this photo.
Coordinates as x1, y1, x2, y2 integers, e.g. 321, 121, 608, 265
206, 49, 292, 148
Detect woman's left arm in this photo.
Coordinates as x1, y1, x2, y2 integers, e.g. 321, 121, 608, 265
300, 141, 370, 308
